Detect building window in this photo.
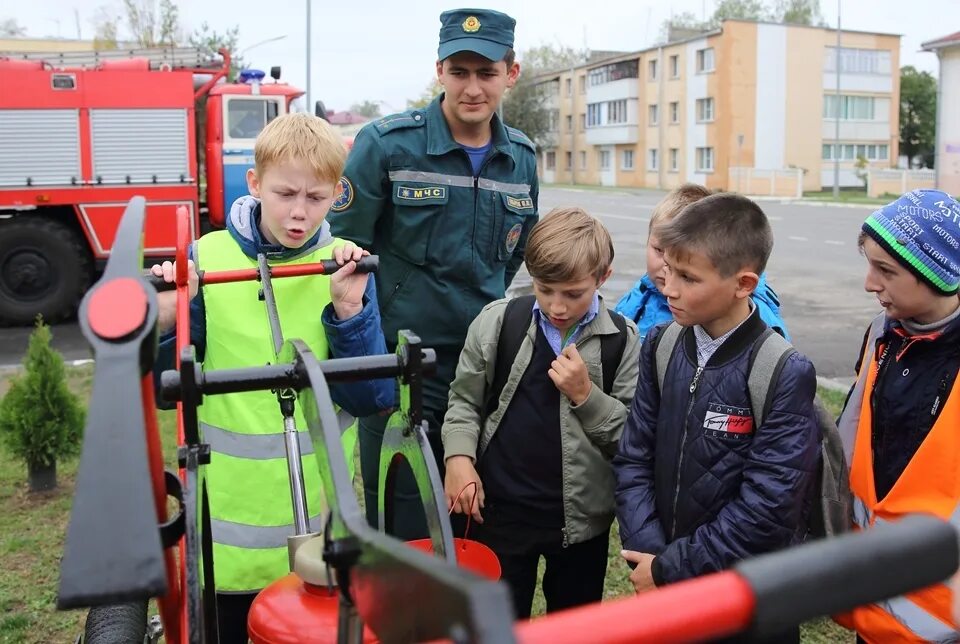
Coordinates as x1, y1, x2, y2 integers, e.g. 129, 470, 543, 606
822, 143, 889, 161
622, 149, 635, 170
670, 55, 680, 79
579, 113, 586, 131
548, 109, 559, 132
696, 147, 714, 172
587, 103, 601, 127
565, 114, 573, 131
648, 58, 658, 81
648, 104, 659, 126
824, 47, 892, 75
823, 95, 876, 120
696, 97, 715, 122
648, 149, 659, 171
669, 148, 679, 172
696, 47, 715, 73
588, 59, 640, 86
566, 78, 572, 96
599, 150, 611, 170
579, 76, 586, 94
545, 151, 556, 170
579, 151, 587, 170
608, 100, 628, 124
670, 101, 679, 123
565, 151, 572, 170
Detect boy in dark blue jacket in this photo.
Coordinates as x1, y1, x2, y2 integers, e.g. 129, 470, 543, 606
613, 194, 819, 640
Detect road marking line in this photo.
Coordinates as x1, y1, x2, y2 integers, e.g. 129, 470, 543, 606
592, 212, 651, 222
789, 236, 808, 242
825, 240, 845, 246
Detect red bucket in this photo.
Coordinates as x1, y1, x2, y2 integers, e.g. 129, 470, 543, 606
405, 537, 501, 581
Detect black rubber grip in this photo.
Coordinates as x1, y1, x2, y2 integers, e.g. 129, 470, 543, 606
737, 514, 958, 638
324, 254, 379, 275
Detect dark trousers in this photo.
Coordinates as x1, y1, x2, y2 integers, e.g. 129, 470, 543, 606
358, 410, 446, 540
470, 502, 609, 619
215, 591, 257, 643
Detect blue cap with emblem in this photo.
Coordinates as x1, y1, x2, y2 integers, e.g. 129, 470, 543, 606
437, 8, 516, 62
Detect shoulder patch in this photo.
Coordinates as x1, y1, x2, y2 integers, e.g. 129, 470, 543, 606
374, 111, 426, 135
506, 126, 536, 152
331, 177, 353, 212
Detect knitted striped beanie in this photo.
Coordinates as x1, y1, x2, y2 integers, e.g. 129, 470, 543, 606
862, 189, 960, 295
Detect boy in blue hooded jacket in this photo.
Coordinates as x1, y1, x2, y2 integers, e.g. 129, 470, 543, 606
615, 183, 789, 343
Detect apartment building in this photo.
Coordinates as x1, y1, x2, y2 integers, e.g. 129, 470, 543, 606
536, 20, 900, 193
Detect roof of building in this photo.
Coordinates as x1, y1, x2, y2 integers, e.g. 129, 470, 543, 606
922, 31, 960, 51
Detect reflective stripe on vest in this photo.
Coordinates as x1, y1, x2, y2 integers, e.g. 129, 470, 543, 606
197, 230, 345, 591
839, 313, 960, 642
211, 514, 323, 549
201, 411, 355, 460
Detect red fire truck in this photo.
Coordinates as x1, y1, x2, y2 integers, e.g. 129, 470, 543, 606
0, 46, 309, 326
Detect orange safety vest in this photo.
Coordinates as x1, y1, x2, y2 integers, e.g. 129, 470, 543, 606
835, 314, 960, 643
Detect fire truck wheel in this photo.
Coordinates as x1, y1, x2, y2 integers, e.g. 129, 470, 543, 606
83, 601, 148, 643
0, 217, 93, 326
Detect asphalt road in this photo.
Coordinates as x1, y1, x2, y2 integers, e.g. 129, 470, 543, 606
0, 186, 880, 379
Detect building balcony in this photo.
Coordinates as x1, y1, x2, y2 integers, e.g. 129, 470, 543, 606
586, 124, 639, 146
586, 77, 640, 103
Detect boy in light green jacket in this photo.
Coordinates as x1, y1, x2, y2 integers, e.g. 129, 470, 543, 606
441, 207, 640, 619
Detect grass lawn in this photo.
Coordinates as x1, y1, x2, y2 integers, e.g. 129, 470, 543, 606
802, 190, 896, 206
1, 364, 851, 643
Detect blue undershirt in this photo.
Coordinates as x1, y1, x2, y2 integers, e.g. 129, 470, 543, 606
460, 141, 492, 176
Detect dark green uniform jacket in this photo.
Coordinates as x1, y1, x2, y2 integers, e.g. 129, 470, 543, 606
329, 94, 539, 414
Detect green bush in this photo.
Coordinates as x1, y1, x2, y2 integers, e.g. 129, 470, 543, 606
0, 318, 84, 490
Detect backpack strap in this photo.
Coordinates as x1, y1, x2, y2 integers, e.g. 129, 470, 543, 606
600, 310, 628, 395
485, 295, 536, 415
653, 322, 684, 395
746, 328, 796, 429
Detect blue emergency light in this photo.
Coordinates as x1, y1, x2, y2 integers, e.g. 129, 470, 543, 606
238, 69, 266, 84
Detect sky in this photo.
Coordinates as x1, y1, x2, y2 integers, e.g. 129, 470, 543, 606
7, 0, 957, 114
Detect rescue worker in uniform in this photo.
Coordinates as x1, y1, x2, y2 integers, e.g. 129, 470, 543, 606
329, 8, 540, 538
835, 190, 960, 643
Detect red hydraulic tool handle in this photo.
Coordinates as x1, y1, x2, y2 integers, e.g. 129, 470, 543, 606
510, 514, 957, 644
173, 205, 192, 644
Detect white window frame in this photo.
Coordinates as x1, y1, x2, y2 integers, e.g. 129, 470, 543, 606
622, 149, 635, 170
670, 55, 680, 79
648, 58, 658, 81
648, 148, 659, 171
669, 148, 679, 172
696, 47, 715, 73
696, 146, 714, 172
648, 104, 659, 126
696, 97, 715, 123
670, 101, 679, 124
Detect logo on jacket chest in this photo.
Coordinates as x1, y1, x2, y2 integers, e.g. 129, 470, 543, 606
396, 185, 447, 201
703, 402, 754, 440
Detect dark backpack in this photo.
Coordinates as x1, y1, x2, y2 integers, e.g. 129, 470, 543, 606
485, 295, 628, 415
653, 322, 850, 539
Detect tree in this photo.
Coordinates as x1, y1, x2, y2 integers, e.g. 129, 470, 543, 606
900, 65, 937, 169
520, 43, 588, 74
121, 0, 181, 46
501, 44, 589, 149
407, 78, 442, 109
713, 0, 772, 22
502, 80, 551, 150
349, 101, 382, 118
772, 0, 825, 26
0, 318, 84, 492
0, 17, 27, 37
189, 21, 244, 80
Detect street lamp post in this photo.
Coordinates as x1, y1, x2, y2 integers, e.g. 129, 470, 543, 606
306, 0, 312, 110
832, 0, 842, 199
239, 35, 288, 58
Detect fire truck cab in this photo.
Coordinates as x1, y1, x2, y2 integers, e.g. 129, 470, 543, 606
0, 46, 304, 326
